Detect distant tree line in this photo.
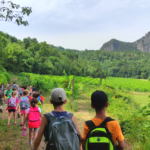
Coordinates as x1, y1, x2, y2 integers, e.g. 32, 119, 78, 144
0, 31, 150, 79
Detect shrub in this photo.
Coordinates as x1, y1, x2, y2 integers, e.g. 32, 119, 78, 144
3, 72, 10, 82
0, 74, 7, 85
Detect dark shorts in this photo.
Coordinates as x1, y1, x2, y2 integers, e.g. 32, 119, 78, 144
8, 109, 16, 113
19, 93, 22, 96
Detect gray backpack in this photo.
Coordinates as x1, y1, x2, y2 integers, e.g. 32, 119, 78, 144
45, 112, 79, 150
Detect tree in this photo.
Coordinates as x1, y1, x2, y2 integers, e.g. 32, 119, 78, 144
0, 0, 32, 26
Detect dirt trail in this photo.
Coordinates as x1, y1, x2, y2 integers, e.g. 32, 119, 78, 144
0, 93, 132, 150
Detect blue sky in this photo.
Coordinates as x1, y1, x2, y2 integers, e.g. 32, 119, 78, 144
0, 0, 150, 50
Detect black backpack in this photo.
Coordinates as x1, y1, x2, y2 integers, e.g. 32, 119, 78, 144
0, 90, 3, 98
85, 117, 116, 150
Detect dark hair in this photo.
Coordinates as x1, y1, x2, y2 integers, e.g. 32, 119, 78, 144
91, 91, 108, 111
23, 90, 29, 96
30, 98, 38, 108
12, 87, 17, 91
0, 85, 1, 89
39, 90, 42, 94
13, 82, 16, 84
52, 101, 65, 107
32, 92, 40, 98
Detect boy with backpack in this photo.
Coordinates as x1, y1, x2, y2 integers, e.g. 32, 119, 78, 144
34, 88, 82, 150
82, 90, 125, 150
19, 90, 29, 128
7, 91, 19, 125
23, 98, 43, 145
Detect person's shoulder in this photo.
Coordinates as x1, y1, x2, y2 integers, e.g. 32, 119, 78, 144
38, 107, 41, 112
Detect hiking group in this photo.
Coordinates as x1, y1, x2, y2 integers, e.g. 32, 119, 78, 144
0, 82, 125, 150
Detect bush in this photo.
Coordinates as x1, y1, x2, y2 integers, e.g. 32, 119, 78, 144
0, 74, 7, 85
3, 72, 10, 82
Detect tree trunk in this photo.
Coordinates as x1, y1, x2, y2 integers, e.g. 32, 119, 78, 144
100, 78, 102, 86
71, 78, 74, 109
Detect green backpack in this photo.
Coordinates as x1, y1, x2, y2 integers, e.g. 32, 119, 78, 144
85, 117, 116, 150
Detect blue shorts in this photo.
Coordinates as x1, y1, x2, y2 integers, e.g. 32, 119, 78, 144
29, 128, 38, 133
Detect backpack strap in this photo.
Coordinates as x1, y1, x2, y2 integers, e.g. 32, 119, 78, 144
99, 117, 114, 127
44, 112, 56, 124
66, 112, 73, 119
85, 120, 96, 130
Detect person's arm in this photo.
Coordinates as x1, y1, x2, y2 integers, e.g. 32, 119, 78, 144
116, 140, 125, 150
72, 116, 83, 150
34, 116, 47, 150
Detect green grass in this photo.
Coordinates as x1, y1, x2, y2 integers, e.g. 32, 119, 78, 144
132, 92, 150, 108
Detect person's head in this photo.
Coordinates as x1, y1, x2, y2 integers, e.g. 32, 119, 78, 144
32, 92, 40, 98
33, 86, 35, 88
19, 85, 21, 88
12, 91, 17, 97
23, 90, 29, 96
12, 87, 17, 91
29, 86, 32, 89
39, 90, 42, 95
6, 86, 10, 91
91, 91, 108, 112
2, 83, 4, 85
50, 88, 67, 108
13, 82, 16, 85
30, 98, 38, 108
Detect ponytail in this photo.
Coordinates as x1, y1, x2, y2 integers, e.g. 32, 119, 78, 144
30, 98, 38, 108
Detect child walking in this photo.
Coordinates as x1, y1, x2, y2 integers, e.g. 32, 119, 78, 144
23, 98, 42, 146
82, 90, 125, 150
19, 90, 29, 128
7, 91, 19, 125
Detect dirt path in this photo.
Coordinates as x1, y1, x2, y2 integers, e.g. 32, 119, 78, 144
0, 93, 132, 150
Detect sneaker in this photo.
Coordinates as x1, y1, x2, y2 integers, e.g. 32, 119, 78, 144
18, 114, 20, 118
23, 126, 26, 130
29, 140, 32, 145
20, 122, 23, 126
14, 122, 17, 125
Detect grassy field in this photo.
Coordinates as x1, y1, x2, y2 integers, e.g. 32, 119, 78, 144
132, 92, 150, 108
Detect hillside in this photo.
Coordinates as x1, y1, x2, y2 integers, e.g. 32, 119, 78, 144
1, 31, 150, 79
100, 32, 150, 52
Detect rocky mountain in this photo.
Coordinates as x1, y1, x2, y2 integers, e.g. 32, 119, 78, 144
100, 32, 150, 52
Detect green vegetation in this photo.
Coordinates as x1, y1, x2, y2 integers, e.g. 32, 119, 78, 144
101, 39, 138, 52
0, 1, 32, 26
1, 31, 150, 79
0, 73, 150, 150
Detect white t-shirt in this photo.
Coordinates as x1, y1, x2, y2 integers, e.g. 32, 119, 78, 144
27, 107, 41, 114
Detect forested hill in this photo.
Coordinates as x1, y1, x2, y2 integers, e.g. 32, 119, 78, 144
100, 31, 150, 52
1, 31, 150, 79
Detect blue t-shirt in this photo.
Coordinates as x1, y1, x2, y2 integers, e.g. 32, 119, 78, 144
52, 111, 67, 118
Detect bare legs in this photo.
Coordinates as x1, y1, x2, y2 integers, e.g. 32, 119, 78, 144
7, 112, 16, 124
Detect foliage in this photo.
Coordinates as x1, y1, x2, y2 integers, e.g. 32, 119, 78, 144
1, 31, 150, 79
0, 1, 32, 26
0, 73, 7, 85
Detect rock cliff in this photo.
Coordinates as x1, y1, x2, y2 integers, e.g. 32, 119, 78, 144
100, 32, 150, 52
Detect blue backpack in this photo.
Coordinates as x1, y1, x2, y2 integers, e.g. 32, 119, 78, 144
38, 96, 41, 102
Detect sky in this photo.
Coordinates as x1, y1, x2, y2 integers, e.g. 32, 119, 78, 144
1, 0, 150, 50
